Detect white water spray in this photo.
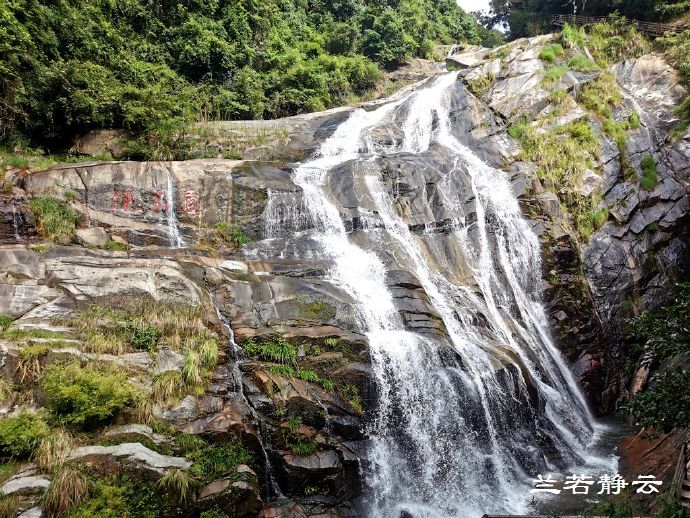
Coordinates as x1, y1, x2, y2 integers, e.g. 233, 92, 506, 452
285, 73, 614, 517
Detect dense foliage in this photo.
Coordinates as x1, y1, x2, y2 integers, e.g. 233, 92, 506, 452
624, 283, 690, 432
0, 0, 487, 154
489, 0, 690, 39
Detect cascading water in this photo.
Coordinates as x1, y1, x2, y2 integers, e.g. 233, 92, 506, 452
165, 171, 185, 248
281, 72, 616, 517
262, 189, 311, 239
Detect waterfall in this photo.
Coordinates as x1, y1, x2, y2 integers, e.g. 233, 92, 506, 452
288, 73, 614, 517
12, 205, 22, 242
165, 170, 185, 248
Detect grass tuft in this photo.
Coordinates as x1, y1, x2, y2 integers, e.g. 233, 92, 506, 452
42, 465, 89, 517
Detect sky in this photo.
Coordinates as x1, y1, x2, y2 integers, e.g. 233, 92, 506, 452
456, 0, 491, 14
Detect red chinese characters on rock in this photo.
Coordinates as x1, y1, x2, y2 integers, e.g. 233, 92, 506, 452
111, 189, 134, 211
183, 189, 200, 216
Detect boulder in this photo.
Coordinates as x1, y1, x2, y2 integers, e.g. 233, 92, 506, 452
76, 227, 110, 247
102, 424, 171, 446
197, 466, 262, 517
68, 443, 191, 476
278, 450, 344, 494
72, 129, 127, 159
1, 475, 50, 496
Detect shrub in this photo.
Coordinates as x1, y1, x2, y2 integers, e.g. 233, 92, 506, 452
0, 410, 50, 457
214, 222, 250, 246
538, 43, 564, 62
466, 72, 495, 98
42, 466, 89, 517
560, 23, 585, 48
269, 364, 296, 377
187, 441, 253, 485
41, 363, 139, 428
640, 155, 658, 191
29, 197, 81, 244
624, 369, 690, 432
578, 72, 622, 118
587, 16, 651, 65
130, 326, 162, 351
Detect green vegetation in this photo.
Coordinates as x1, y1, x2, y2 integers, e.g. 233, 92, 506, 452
157, 469, 195, 504
466, 72, 495, 98
41, 363, 140, 428
105, 240, 130, 252
200, 510, 231, 518
538, 43, 564, 62
214, 222, 250, 247
29, 196, 81, 245
623, 283, 690, 432
43, 465, 89, 517
657, 30, 690, 138
66, 475, 184, 518
184, 440, 252, 485
541, 65, 567, 85
626, 370, 690, 432
291, 441, 318, 456
0, 410, 50, 457
0, 0, 487, 157
628, 111, 641, 129
67, 301, 219, 357
640, 155, 659, 191
588, 497, 690, 518
242, 335, 297, 365
508, 117, 605, 238
0, 315, 13, 331
568, 54, 599, 71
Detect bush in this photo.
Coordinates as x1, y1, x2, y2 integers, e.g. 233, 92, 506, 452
560, 23, 585, 48
0, 410, 50, 457
41, 363, 139, 428
186, 441, 253, 485
29, 197, 81, 244
625, 369, 690, 432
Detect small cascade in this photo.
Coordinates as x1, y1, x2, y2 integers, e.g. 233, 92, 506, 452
165, 170, 185, 248
12, 205, 22, 242
211, 302, 284, 500
261, 189, 311, 239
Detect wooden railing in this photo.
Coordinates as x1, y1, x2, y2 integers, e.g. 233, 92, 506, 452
671, 441, 687, 499
550, 14, 689, 35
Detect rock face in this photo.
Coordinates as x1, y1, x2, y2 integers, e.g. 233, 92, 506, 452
2, 34, 689, 517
